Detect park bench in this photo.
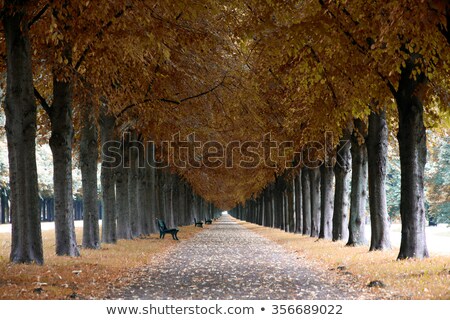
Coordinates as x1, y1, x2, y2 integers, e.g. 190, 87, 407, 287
205, 218, 212, 224
194, 218, 203, 228
156, 219, 179, 240
429, 217, 438, 227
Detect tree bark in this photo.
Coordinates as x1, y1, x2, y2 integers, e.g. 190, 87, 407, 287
100, 108, 117, 243
4, 3, 44, 264
367, 109, 391, 251
309, 167, 321, 237
138, 149, 151, 235
294, 171, 303, 233
80, 103, 100, 249
128, 132, 141, 238
347, 119, 368, 246
116, 139, 132, 239
319, 165, 334, 239
332, 134, 351, 242
286, 176, 295, 233
301, 168, 311, 235
395, 57, 429, 259
147, 144, 157, 233
49, 73, 79, 256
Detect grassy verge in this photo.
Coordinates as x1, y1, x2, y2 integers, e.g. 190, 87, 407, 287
0, 224, 204, 299
236, 218, 450, 300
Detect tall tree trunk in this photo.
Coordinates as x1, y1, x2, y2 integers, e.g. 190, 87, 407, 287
116, 139, 131, 239
49, 74, 79, 257
138, 148, 151, 235
319, 165, 334, 240
332, 135, 351, 242
80, 103, 100, 249
147, 144, 157, 233
347, 119, 368, 246
395, 57, 428, 259
367, 109, 391, 251
286, 176, 295, 233
275, 177, 286, 230
128, 132, 141, 238
100, 108, 117, 243
4, 3, 43, 264
294, 171, 303, 233
309, 167, 321, 237
302, 168, 311, 235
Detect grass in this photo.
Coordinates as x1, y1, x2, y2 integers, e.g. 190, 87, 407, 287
0, 224, 204, 300
235, 218, 450, 300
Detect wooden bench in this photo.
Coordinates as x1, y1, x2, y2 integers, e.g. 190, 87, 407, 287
194, 218, 203, 228
205, 218, 212, 224
156, 219, 179, 240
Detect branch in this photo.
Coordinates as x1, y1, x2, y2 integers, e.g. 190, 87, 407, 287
28, 4, 50, 29
319, 0, 398, 97
377, 71, 397, 96
116, 75, 227, 118
438, 7, 450, 45
34, 87, 52, 115
74, 6, 131, 71
318, 0, 366, 54
307, 44, 339, 107
178, 76, 226, 103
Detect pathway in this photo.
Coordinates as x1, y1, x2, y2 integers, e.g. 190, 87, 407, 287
109, 215, 378, 299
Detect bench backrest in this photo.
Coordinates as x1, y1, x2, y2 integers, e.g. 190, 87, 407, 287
156, 219, 167, 232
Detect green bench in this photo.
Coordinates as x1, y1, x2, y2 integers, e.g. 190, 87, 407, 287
156, 219, 179, 240
205, 218, 212, 224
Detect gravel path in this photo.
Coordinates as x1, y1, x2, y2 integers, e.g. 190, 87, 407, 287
109, 215, 372, 300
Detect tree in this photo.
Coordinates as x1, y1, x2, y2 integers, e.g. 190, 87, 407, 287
347, 119, 368, 247
99, 106, 117, 243
332, 130, 351, 242
319, 164, 334, 240
2, 1, 43, 264
309, 167, 321, 237
80, 100, 100, 249
367, 108, 391, 251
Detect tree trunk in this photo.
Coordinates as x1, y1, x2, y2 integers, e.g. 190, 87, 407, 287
367, 109, 391, 251
3, 4, 44, 264
319, 165, 334, 239
100, 108, 117, 243
49, 74, 79, 257
294, 171, 303, 233
128, 132, 141, 238
80, 104, 100, 249
395, 57, 428, 259
301, 168, 311, 235
347, 119, 368, 246
138, 148, 151, 235
286, 176, 295, 232
147, 144, 157, 233
116, 139, 132, 239
309, 167, 321, 237
332, 134, 351, 242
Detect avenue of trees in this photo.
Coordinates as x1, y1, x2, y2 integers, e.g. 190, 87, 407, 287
0, 0, 449, 264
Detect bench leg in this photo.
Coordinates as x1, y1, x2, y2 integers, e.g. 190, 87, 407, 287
173, 231, 179, 240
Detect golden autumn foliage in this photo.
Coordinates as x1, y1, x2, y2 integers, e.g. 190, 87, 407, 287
1, 0, 449, 209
